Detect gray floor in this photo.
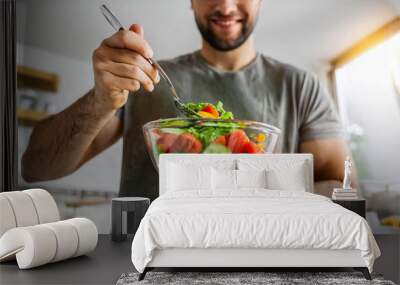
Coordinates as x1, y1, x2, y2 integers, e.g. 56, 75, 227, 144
0, 235, 134, 285
3, 196, 398, 285
373, 235, 400, 284
367, 212, 400, 284
1, 234, 399, 285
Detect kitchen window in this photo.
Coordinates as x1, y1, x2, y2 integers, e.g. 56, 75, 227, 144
331, 18, 400, 215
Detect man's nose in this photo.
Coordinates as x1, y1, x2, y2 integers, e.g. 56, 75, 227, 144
215, 0, 238, 15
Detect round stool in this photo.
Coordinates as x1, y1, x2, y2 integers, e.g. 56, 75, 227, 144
111, 197, 150, 242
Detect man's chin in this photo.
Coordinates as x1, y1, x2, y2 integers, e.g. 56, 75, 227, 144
208, 37, 245, 51
214, 35, 241, 44
211, 28, 241, 41
215, 41, 238, 49
196, 21, 253, 51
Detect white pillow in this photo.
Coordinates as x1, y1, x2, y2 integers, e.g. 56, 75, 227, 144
212, 169, 268, 191
236, 169, 268, 189
167, 162, 212, 191
266, 163, 307, 191
237, 159, 309, 191
212, 168, 237, 190
209, 159, 237, 171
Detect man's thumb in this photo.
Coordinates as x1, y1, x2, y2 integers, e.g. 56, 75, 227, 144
129, 24, 144, 37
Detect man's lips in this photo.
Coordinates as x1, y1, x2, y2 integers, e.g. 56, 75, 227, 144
210, 17, 242, 29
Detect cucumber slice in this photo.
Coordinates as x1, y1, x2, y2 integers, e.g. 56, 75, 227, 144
160, 128, 185, 135
203, 144, 231, 154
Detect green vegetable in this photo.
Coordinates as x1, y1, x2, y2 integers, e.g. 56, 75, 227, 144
183, 101, 234, 120
215, 101, 234, 120
160, 128, 185, 135
159, 119, 191, 128
184, 102, 208, 113
199, 121, 241, 128
157, 100, 242, 153
196, 127, 231, 146
203, 144, 231, 154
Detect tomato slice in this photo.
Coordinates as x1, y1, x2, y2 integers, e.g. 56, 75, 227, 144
200, 104, 219, 118
242, 141, 263, 153
212, 135, 227, 146
227, 130, 250, 153
156, 133, 179, 153
169, 133, 203, 153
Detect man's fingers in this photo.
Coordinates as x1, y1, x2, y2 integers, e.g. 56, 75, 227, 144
100, 46, 159, 83
102, 71, 141, 93
103, 30, 153, 58
129, 24, 144, 37
105, 62, 155, 92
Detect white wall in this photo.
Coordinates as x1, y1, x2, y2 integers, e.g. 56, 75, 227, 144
387, 0, 400, 13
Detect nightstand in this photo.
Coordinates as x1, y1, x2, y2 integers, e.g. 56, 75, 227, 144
332, 199, 366, 218
111, 197, 150, 242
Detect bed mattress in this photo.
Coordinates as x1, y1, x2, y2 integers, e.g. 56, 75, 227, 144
131, 190, 380, 273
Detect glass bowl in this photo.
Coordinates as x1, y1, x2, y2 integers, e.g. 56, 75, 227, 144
143, 118, 281, 169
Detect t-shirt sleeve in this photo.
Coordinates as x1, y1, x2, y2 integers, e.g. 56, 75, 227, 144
298, 72, 344, 142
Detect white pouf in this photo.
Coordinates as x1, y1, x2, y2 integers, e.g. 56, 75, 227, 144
65, 218, 98, 257
23, 189, 60, 223
1, 191, 39, 227
0, 218, 98, 269
0, 225, 57, 269
0, 196, 17, 237
0, 189, 98, 269
42, 221, 79, 262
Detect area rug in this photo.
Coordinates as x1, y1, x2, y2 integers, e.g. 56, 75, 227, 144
116, 271, 396, 285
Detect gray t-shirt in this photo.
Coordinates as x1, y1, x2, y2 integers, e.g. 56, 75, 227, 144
119, 51, 343, 199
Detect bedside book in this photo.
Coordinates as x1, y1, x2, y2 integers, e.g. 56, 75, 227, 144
332, 188, 359, 200
332, 195, 359, 200
334, 188, 357, 193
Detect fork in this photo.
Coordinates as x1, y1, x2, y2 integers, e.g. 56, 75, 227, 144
99, 4, 200, 118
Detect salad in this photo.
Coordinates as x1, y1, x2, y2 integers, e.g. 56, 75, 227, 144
184, 101, 234, 120
152, 101, 266, 154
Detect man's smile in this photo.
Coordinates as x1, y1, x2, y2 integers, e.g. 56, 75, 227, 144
210, 15, 243, 33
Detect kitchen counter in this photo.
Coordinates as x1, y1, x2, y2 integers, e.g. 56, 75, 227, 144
0, 235, 133, 285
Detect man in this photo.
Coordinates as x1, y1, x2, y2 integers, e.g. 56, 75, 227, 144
22, 0, 350, 200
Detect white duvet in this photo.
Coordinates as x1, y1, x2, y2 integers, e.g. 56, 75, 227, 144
131, 190, 380, 273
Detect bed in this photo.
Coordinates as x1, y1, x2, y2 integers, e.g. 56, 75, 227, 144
131, 154, 380, 281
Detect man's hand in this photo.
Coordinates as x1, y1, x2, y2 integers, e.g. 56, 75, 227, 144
92, 24, 160, 111
299, 138, 358, 187
22, 24, 161, 182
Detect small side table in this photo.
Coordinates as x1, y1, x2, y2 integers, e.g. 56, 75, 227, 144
332, 199, 366, 218
111, 197, 150, 242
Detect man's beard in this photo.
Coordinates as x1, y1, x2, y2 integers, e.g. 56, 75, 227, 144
195, 13, 257, 52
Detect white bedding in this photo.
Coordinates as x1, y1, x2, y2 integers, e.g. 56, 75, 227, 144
131, 190, 380, 273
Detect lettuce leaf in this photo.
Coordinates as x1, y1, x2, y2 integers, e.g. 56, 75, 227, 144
159, 100, 238, 150
184, 101, 234, 120
215, 101, 234, 119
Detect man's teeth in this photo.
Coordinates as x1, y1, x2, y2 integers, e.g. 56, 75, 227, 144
215, 20, 237, 26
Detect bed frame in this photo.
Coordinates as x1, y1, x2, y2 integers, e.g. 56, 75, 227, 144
138, 154, 372, 281
139, 248, 371, 280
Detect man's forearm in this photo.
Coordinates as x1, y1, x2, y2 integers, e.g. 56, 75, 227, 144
300, 138, 359, 188
22, 89, 116, 182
